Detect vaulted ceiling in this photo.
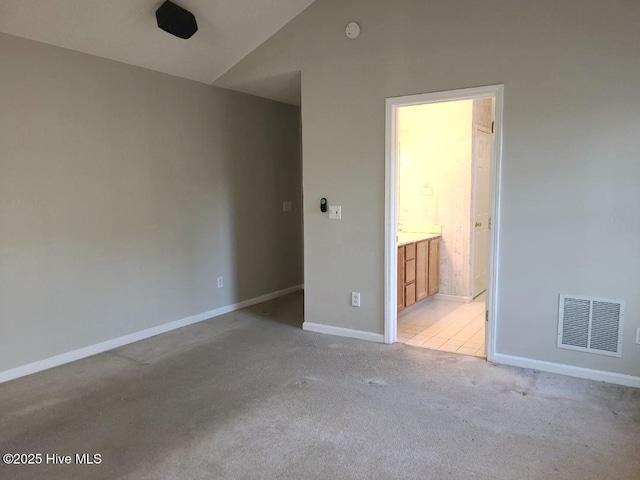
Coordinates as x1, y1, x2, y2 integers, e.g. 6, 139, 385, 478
0, 0, 314, 88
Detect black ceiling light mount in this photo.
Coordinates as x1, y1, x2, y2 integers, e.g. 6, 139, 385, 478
155, 1, 198, 39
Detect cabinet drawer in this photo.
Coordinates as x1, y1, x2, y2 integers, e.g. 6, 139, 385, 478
405, 283, 416, 307
405, 258, 416, 283
405, 243, 416, 260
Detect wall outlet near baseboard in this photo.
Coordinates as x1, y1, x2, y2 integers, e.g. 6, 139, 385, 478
217, 276, 223, 288
351, 292, 361, 307
636, 328, 640, 345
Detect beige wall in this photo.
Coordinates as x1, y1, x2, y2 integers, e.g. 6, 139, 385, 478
398, 100, 473, 297
216, 0, 640, 376
0, 33, 303, 372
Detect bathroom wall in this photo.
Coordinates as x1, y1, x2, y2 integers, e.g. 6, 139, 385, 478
397, 100, 473, 297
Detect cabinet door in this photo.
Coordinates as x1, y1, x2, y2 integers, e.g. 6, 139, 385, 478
428, 239, 440, 296
416, 241, 428, 301
397, 247, 405, 312
405, 283, 416, 307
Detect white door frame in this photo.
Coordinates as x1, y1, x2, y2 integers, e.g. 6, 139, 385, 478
384, 84, 504, 363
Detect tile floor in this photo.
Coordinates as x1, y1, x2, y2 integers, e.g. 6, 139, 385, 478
397, 293, 486, 357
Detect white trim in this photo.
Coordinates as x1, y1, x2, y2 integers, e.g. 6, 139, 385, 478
494, 353, 640, 389
303, 322, 385, 343
486, 86, 504, 364
0, 285, 303, 384
384, 84, 504, 365
384, 96, 398, 345
434, 294, 473, 303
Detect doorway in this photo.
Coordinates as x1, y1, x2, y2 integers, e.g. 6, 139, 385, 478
384, 85, 503, 362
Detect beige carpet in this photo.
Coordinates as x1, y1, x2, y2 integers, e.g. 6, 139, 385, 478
1, 291, 639, 479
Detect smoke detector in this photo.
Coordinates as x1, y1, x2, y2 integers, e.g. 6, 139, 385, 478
345, 22, 361, 39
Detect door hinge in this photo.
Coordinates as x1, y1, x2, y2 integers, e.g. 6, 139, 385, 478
485, 311, 489, 322
491, 121, 495, 133
488, 217, 492, 230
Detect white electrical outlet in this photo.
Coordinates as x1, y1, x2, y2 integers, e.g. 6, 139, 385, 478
636, 328, 640, 345
351, 292, 361, 307
329, 205, 342, 220
217, 276, 223, 288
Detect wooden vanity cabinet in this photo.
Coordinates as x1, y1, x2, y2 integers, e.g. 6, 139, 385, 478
398, 237, 439, 313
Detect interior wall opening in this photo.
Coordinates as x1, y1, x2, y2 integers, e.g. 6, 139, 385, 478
394, 96, 495, 357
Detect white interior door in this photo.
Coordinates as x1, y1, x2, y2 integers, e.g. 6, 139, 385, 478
472, 125, 492, 298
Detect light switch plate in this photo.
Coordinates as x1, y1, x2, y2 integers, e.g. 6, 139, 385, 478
329, 205, 341, 220
282, 200, 292, 212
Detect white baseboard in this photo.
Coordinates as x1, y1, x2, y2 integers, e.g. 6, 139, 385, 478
493, 353, 640, 389
302, 322, 384, 343
434, 294, 472, 303
0, 284, 303, 384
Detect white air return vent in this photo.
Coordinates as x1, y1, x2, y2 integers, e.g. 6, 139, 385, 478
558, 294, 624, 357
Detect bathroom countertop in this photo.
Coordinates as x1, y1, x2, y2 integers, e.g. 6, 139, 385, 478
397, 232, 441, 246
